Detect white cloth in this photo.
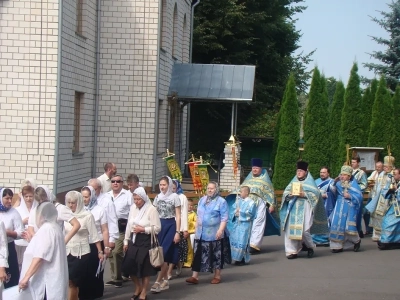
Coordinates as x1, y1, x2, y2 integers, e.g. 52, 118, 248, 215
249, 199, 266, 250
28, 203, 74, 233
0, 208, 24, 243
123, 204, 161, 246
65, 213, 100, 257
15, 199, 37, 247
97, 193, 119, 243
0, 221, 8, 268
108, 189, 133, 220
284, 200, 315, 256
20, 222, 68, 300
89, 205, 107, 241
98, 173, 111, 193
179, 194, 188, 232
330, 233, 360, 250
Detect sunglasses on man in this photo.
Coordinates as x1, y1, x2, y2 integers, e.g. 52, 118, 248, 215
111, 180, 123, 183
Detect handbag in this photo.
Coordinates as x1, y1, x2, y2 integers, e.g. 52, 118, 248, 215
148, 225, 164, 268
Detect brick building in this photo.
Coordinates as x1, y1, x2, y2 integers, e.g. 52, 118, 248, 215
0, 0, 193, 195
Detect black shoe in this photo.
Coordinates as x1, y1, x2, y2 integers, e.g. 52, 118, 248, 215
249, 247, 260, 255
301, 243, 308, 251
331, 248, 343, 253
316, 243, 329, 247
234, 259, 246, 266
287, 254, 298, 259
307, 248, 314, 258
105, 281, 116, 286
114, 282, 123, 288
354, 240, 361, 252
359, 231, 364, 238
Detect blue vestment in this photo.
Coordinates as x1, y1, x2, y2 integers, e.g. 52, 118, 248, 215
380, 183, 400, 244
230, 197, 257, 262
329, 179, 363, 243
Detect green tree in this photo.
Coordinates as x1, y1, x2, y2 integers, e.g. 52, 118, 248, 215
360, 86, 372, 144
302, 68, 330, 176
329, 81, 345, 176
392, 85, 400, 159
338, 63, 363, 165
326, 76, 338, 105
363, 1, 400, 91
273, 74, 300, 189
368, 76, 393, 152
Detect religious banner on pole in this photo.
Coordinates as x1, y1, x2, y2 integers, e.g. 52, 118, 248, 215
163, 150, 182, 182
188, 161, 202, 193
197, 163, 209, 194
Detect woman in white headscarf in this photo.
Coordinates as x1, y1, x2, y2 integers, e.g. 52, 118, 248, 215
123, 187, 161, 300
0, 221, 9, 300
150, 176, 181, 294
18, 202, 68, 300
12, 178, 37, 208
65, 191, 103, 300
27, 185, 81, 244
79, 186, 110, 300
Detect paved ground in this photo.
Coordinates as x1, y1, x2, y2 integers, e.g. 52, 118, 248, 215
102, 235, 400, 300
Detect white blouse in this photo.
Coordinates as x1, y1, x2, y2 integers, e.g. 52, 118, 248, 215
65, 213, 100, 257
28, 203, 74, 233
0, 221, 8, 268
0, 208, 24, 243
89, 205, 107, 241
179, 194, 188, 232
123, 204, 161, 246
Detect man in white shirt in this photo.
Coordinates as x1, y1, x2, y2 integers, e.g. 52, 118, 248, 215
88, 178, 119, 249
105, 174, 133, 288
97, 162, 117, 193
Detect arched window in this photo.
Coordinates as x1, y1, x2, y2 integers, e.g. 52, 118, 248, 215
160, 0, 167, 49
172, 3, 178, 58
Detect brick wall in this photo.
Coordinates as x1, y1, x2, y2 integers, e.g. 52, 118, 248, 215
0, 0, 59, 191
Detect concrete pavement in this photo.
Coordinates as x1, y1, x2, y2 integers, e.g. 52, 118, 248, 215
102, 235, 400, 300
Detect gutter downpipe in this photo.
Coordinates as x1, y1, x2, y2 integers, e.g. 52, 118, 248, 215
185, 0, 200, 176
53, 0, 63, 195
151, 0, 163, 192
92, 0, 101, 178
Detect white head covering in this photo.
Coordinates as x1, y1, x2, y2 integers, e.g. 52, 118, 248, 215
65, 191, 90, 219
36, 202, 58, 228
157, 176, 175, 201
133, 187, 149, 204
131, 187, 150, 244
16, 188, 38, 221
21, 178, 37, 190
82, 186, 97, 211
35, 185, 56, 203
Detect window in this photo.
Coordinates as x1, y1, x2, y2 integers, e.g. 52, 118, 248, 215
73, 92, 83, 153
172, 3, 178, 58
76, 0, 84, 35
183, 14, 188, 61
160, 0, 167, 49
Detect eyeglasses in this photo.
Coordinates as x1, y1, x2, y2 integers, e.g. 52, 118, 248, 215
111, 180, 123, 184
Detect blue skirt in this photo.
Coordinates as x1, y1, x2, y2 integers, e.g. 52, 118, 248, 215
159, 218, 179, 264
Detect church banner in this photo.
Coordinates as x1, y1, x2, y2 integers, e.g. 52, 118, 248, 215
164, 154, 182, 182
197, 164, 209, 194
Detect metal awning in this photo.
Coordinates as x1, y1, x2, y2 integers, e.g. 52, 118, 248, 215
168, 63, 256, 102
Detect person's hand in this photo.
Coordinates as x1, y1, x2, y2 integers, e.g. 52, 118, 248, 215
109, 242, 115, 249
19, 277, 29, 290
22, 217, 29, 225
123, 245, 128, 253
299, 191, 306, 198
104, 246, 111, 257
215, 229, 224, 240
334, 177, 340, 183
269, 206, 275, 214
98, 252, 104, 262
235, 208, 240, 217
0, 267, 6, 282
173, 232, 181, 244
183, 231, 189, 239
133, 225, 144, 234
344, 192, 350, 199
21, 231, 31, 242
322, 193, 328, 199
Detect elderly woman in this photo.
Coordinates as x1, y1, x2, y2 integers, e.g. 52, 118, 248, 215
15, 185, 37, 271
0, 221, 8, 300
65, 191, 104, 300
186, 182, 231, 284
27, 185, 80, 244
150, 176, 181, 293
167, 179, 189, 279
79, 186, 110, 300
12, 178, 37, 208
18, 202, 68, 300
123, 187, 161, 300
0, 188, 24, 288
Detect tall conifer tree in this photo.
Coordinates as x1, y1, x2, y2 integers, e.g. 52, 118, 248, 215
391, 85, 400, 158
361, 86, 372, 144
273, 74, 300, 189
368, 76, 394, 152
303, 69, 330, 176
338, 63, 363, 165
329, 81, 345, 176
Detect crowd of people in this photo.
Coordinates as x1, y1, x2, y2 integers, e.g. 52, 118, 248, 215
1, 155, 400, 300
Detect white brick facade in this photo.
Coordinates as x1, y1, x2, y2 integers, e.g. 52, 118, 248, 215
0, 0, 191, 194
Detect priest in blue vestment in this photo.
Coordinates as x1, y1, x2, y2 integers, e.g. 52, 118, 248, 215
329, 165, 363, 253
280, 161, 329, 259
313, 166, 335, 246
229, 186, 257, 265
378, 167, 400, 250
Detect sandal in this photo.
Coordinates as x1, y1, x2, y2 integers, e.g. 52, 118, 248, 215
131, 290, 142, 300
211, 277, 221, 284
150, 281, 161, 293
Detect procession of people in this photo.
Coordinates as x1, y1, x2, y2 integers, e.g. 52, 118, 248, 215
1, 153, 400, 300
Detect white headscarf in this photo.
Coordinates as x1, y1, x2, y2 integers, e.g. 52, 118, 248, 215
65, 191, 90, 219
21, 178, 37, 190
131, 187, 150, 244
157, 176, 176, 202
16, 188, 38, 221
35, 202, 58, 228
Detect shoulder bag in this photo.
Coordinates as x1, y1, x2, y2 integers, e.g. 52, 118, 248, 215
149, 225, 164, 268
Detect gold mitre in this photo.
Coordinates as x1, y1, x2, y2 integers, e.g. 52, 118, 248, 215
384, 155, 395, 167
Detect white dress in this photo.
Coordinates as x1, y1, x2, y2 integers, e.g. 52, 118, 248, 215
0, 221, 9, 300
20, 222, 68, 300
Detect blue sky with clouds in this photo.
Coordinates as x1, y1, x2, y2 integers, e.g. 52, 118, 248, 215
295, 0, 391, 86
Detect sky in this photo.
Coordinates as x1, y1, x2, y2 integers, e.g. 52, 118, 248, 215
295, 0, 391, 86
